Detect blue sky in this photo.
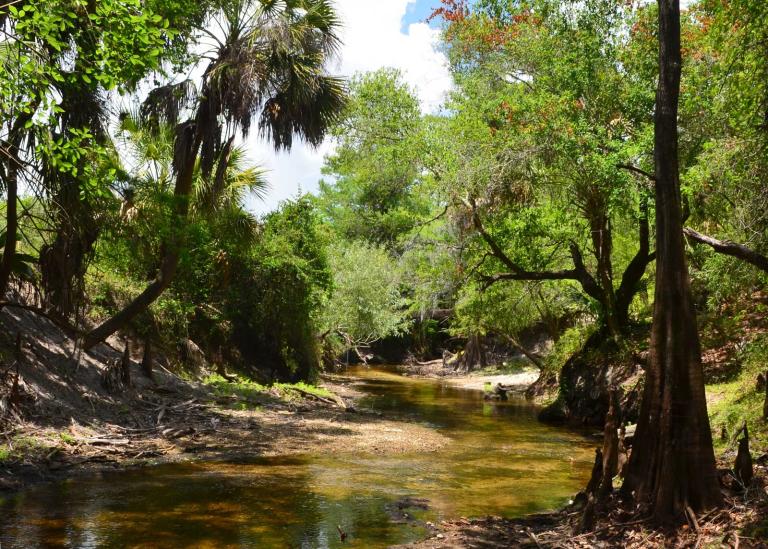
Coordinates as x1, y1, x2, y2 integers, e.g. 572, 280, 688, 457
248, 0, 452, 215
402, 1, 440, 32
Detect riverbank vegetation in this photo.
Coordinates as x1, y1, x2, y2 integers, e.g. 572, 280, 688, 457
0, 0, 767, 545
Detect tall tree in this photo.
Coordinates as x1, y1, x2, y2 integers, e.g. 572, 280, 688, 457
431, 0, 657, 339
83, 0, 346, 349
33, 0, 202, 316
317, 69, 429, 250
620, 0, 722, 521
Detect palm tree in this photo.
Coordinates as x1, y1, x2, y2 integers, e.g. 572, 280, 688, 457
83, 0, 346, 348
115, 109, 267, 253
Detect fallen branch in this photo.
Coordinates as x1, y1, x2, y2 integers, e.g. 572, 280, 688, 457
288, 386, 346, 409
82, 438, 131, 446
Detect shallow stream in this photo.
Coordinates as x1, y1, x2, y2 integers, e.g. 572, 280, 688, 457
0, 367, 594, 548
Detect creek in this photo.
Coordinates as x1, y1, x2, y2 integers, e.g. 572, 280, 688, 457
0, 366, 594, 548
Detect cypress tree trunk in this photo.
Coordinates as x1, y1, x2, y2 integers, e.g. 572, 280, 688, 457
620, 0, 722, 521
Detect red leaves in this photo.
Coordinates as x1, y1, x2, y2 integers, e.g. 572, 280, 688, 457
428, 0, 468, 24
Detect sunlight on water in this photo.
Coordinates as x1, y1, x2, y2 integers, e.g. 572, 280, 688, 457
0, 367, 594, 548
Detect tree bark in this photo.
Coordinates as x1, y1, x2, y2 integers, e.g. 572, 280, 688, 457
0, 160, 19, 295
141, 338, 153, 380
684, 227, 768, 274
620, 0, 722, 522
615, 195, 654, 327
599, 389, 621, 500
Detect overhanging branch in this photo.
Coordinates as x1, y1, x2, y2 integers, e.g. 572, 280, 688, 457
617, 163, 656, 182
463, 197, 605, 307
684, 228, 768, 273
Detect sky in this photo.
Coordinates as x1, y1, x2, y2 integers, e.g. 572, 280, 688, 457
246, 0, 453, 215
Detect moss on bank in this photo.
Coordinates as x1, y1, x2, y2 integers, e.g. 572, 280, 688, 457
204, 374, 333, 410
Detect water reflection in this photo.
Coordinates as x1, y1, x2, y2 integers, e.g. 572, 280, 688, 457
0, 367, 594, 548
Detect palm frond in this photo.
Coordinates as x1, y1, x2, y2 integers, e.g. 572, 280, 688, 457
259, 74, 347, 149
141, 80, 197, 132
194, 0, 346, 169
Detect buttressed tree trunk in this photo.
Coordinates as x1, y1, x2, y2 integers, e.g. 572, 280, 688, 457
620, 0, 722, 521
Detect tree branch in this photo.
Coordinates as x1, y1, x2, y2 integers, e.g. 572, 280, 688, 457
617, 163, 656, 182
684, 228, 768, 273
463, 198, 605, 307
615, 195, 656, 324
480, 269, 580, 289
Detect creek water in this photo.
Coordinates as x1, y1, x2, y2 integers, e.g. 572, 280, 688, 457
0, 367, 595, 548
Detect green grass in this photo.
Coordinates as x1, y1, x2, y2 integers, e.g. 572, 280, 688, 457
59, 432, 76, 445
0, 435, 50, 463
707, 333, 768, 455
204, 374, 332, 409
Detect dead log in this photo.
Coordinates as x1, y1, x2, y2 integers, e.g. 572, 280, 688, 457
289, 386, 346, 409
503, 334, 544, 368
83, 438, 131, 446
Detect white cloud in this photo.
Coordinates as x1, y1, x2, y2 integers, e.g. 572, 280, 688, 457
246, 0, 452, 215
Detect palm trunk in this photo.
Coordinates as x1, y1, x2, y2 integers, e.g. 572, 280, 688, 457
620, 0, 722, 521
0, 109, 35, 297
83, 122, 200, 349
0, 159, 19, 295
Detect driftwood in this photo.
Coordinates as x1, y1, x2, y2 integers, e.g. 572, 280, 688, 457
503, 334, 543, 368
289, 386, 346, 409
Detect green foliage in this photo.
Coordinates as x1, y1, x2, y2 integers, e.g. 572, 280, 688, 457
0, 435, 49, 464
428, 0, 657, 338
204, 373, 332, 409
317, 68, 432, 249
708, 333, 768, 453
543, 324, 597, 373
226, 198, 332, 382
320, 240, 409, 349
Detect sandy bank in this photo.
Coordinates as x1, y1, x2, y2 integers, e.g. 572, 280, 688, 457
441, 371, 540, 392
